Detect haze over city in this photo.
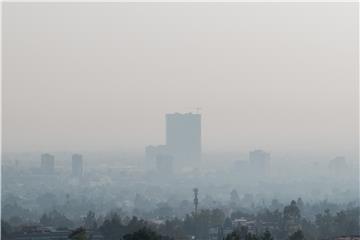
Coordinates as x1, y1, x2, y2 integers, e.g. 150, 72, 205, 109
3, 3, 358, 157
1, 3, 359, 240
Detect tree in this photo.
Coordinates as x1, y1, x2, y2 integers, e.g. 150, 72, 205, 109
224, 227, 248, 240
261, 230, 273, 240
225, 230, 241, 240
158, 218, 186, 240
315, 209, 333, 239
40, 213, 50, 225
313, 207, 360, 239
84, 211, 97, 230
40, 210, 74, 228
225, 230, 262, 240
182, 208, 226, 239
334, 207, 360, 236
99, 213, 123, 240
245, 233, 259, 240
289, 230, 304, 240
210, 208, 226, 226
68, 227, 87, 240
283, 201, 301, 235
300, 218, 317, 240
125, 216, 148, 235
284, 201, 301, 222
183, 213, 196, 236
123, 227, 172, 240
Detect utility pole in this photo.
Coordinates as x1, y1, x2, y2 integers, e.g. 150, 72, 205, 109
193, 188, 199, 240
193, 188, 199, 214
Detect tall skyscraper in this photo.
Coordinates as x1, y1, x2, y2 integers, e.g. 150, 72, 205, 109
166, 112, 201, 166
41, 153, 55, 174
72, 154, 83, 177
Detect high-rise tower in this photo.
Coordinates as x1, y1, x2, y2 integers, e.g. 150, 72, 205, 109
249, 149, 270, 176
41, 153, 55, 174
166, 113, 201, 166
72, 154, 83, 177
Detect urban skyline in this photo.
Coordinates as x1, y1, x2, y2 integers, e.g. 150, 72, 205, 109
2, 2, 358, 240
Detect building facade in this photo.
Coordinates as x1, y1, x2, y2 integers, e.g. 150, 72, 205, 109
166, 112, 201, 166
249, 149, 270, 176
72, 154, 83, 177
41, 153, 55, 174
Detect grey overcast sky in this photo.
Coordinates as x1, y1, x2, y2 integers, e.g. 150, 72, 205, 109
3, 3, 358, 157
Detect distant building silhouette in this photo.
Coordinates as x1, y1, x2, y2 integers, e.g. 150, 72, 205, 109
233, 160, 251, 178
145, 112, 202, 170
156, 154, 173, 174
72, 154, 83, 177
41, 153, 55, 174
166, 113, 201, 166
145, 145, 168, 171
249, 149, 270, 176
328, 156, 348, 174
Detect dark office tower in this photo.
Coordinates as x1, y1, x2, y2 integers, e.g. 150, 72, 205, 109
72, 154, 83, 177
249, 149, 270, 176
166, 112, 201, 166
41, 153, 55, 174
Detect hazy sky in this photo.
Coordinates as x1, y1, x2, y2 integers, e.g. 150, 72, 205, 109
3, 3, 358, 157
